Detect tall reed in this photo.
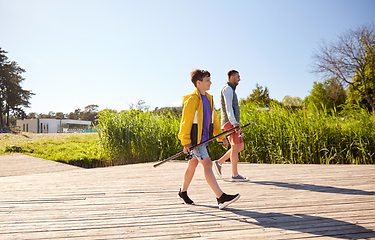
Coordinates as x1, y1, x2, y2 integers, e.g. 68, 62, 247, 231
97, 104, 375, 165
240, 103, 375, 164
97, 109, 181, 165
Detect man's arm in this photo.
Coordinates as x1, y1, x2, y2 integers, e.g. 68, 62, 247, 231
222, 86, 239, 126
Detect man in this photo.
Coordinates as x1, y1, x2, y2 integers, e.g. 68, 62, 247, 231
214, 70, 249, 182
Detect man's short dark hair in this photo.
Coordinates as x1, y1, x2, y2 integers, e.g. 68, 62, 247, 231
191, 69, 211, 87
227, 70, 239, 80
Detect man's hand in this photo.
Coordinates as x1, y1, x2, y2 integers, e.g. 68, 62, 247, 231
234, 123, 242, 134
183, 144, 192, 154
222, 138, 228, 148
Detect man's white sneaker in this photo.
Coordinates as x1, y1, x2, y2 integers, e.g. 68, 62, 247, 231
231, 174, 250, 182
214, 160, 222, 178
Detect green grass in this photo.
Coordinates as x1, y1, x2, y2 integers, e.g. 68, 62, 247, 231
0, 133, 108, 168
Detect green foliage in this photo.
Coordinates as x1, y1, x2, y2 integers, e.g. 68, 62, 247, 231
239, 103, 375, 164
312, 24, 375, 112
4, 102, 373, 166
80, 104, 99, 123
130, 100, 150, 112
282, 96, 302, 106
0, 48, 34, 127
346, 65, 374, 112
97, 109, 181, 165
97, 103, 375, 165
66, 108, 82, 120
5, 145, 21, 153
29, 104, 100, 124
240, 83, 278, 107
152, 106, 183, 116
305, 78, 346, 113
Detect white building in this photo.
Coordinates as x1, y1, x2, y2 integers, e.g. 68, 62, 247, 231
16, 119, 92, 133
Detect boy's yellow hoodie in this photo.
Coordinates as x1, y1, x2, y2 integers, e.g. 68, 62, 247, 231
178, 89, 225, 146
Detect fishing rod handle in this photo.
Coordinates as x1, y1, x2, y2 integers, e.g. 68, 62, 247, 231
153, 151, 185, 167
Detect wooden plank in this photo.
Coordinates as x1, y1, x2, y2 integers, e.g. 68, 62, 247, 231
0, 154, 79, 177
0, 156, 375, 239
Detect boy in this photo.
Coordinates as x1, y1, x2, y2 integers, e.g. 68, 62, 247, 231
178, 69, 240, 210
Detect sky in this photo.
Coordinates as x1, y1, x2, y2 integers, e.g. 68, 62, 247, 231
1, 0, 375, 114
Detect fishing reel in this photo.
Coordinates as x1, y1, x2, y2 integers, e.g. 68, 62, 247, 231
185, 153, 193, 161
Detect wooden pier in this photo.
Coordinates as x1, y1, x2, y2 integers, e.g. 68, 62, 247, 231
1, 154, 375, 239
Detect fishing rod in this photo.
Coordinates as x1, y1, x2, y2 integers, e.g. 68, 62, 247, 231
153, 122, 254, 168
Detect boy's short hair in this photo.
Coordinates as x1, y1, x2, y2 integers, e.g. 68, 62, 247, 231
227, 70, 239, 79
191, 69, 210, 87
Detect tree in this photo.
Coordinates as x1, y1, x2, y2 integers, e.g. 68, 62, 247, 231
38, 111, 56, 119
30, 105, 99, 122
312, 24, 375, 112
67, 109, 81, 120
152, 106, 183, 116
130, 100, 150, 112
54, 112, 66, 119
26, 112, 38, 119
240, 83, 276, 107
80, 104, 99, 123
282, 96, 302, 106
0, 48, 34, 127
305, 78, 347, 112
346, 64, 374, 112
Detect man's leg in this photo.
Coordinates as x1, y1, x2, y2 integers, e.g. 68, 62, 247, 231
215, 141, 244, 178
217, 148, 231, 165
230, 142, 244, 177
217, 122, 235, 166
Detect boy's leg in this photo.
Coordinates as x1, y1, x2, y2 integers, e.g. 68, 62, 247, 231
192, 145, 241, 209
201, 158, 241, 209
179, 158, 199, 205
200, 158, 223, 198
182, 158, 199, 192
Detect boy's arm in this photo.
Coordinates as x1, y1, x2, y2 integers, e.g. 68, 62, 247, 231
222, 86, 239, 125
213, 109, 225, 142
178, 96, 196, 146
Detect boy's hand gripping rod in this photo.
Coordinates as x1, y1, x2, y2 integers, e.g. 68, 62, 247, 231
153, 122, 254, 168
